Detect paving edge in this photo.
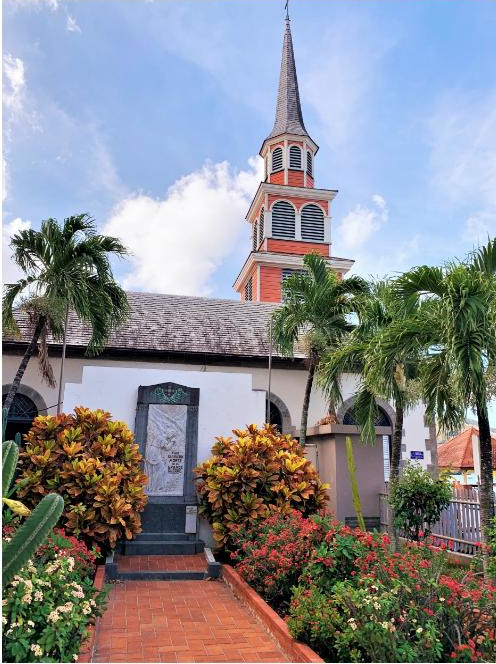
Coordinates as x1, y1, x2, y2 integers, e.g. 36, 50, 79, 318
222, 565, 324, 664
78, 565, 106, 663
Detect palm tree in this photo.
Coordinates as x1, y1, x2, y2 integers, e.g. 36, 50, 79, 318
271, 253, 368, 446
379, 238, 496, 578
3, 214, 130, 415
319, 280, 420, 483
318, 280, 421, 544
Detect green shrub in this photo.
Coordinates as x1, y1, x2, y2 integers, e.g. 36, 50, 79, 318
16, 407, 148, 549
194, 424, 329, 548
388, 463, 452, 540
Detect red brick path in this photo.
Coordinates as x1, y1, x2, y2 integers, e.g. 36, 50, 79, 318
116, 554, 206, 572
92, 579, 289, 663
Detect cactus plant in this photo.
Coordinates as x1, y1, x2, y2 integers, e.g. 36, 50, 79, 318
2, 440, 64, 588
2, 440, 18, 496
2, 406, 7, 441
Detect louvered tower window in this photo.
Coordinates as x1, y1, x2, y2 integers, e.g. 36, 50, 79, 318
306, 151, 313, 176
301, 204, 325, 242
244, 277, 253, 301
258, 208, 264, 246
289, 145, 302, 169
272, 147, 283, 172
252, 220, 258, 251
272, 201, 295, 239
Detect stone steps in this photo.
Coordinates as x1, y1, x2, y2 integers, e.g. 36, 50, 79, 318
105, 548, 221, 581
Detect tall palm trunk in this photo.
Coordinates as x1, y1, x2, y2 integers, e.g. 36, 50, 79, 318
476, 399, 495, 582
3, 316, 46, 415
389, 403, 404, 550
56, 306, 69, 416
300, 352, 317, 447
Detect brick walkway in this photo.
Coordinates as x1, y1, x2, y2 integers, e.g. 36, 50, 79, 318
92, 579, 289, 663
116, 554, 206, 572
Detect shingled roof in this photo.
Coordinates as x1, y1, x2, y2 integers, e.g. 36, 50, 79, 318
266, 18, 311, 141
3, 292, 306, 361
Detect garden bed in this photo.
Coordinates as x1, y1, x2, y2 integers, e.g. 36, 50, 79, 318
222, 565, 323, 663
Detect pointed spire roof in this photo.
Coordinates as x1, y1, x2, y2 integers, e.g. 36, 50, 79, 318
266, 18, 311, 141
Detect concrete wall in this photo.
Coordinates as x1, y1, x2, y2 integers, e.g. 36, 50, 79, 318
63, 365, 265, 466
2, 353, 434, 472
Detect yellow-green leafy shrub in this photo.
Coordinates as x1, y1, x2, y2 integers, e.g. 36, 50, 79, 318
194, 424, 329, 548
16, 407, 148, 549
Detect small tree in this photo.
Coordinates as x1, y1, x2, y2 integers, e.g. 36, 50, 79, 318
388, 463, 452, 541
3, 214, 129, 415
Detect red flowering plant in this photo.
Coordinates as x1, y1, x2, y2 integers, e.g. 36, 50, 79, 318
290, 535, 496, 663
35, 528, 101, 579
231, 510, 330, 611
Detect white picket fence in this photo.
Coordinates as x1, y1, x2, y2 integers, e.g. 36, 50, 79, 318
379, 484, 482, 555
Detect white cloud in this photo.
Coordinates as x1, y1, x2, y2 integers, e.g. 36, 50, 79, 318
3, 55, 25, 114
103, 157, 263, 296
3, 157, 10, 202
66, 14, 81, 33
8, 0, 59, 10
2, 217, 31, 285
335, 195, 388, 251
464, 213, 496, 245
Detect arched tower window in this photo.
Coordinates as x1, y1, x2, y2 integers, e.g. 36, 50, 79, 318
289, 145, 302, 169
272, 147, 283, 172
2, 393, 38, 441
301, 204, 324, 242
258, 208, 264, 246
306, 151, 313, 177
272, 201, 295, 239
252, 220, 258, 251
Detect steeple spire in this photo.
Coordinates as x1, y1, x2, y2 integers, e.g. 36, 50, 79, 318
267, 14, 309, 140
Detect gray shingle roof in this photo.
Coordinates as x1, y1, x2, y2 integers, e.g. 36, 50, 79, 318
3, 292, 306, 360
267, 19, 309, 141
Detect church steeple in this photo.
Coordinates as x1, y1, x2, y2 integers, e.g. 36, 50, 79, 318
266, 18, 310, 142
233, 12, 354, 303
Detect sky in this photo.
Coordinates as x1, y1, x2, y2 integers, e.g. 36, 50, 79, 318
3, 0, 496, 422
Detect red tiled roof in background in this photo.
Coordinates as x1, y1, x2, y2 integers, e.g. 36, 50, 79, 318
438, 426, 496, 470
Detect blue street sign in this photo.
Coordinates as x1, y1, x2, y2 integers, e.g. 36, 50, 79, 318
410, 451, 424, 460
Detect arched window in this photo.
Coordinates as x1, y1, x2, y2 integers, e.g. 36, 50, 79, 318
301, 204, 325, 242
306, 151, 313, 177
289, 145, 301, 169
272, 201, 295, 239
2, 393, 38, 441
272, 147, 283, 172
343, 406, 391, 427
252, 220, 258, 251
258, 208, 264, 246
269, 401, 283, 432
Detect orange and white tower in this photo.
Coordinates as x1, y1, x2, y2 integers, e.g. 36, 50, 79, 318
234, 15, 354, 302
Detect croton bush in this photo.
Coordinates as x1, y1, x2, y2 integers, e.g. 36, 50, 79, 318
194, 424, 329, 548
16, 407, 148, 549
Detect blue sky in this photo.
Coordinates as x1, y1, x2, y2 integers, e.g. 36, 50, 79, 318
3, 0, 496, 423
3, 0, 495, 296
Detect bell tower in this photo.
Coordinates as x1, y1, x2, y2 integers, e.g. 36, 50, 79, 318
234, 14, 354, 302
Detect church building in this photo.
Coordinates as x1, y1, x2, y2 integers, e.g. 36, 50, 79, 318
2, 15, 436, 549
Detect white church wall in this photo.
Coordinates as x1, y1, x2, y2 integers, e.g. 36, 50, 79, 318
63, 365, 266, 465
3, 354, 432, 472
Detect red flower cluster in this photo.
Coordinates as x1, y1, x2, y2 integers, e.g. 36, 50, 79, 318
36, 528, 100, 576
